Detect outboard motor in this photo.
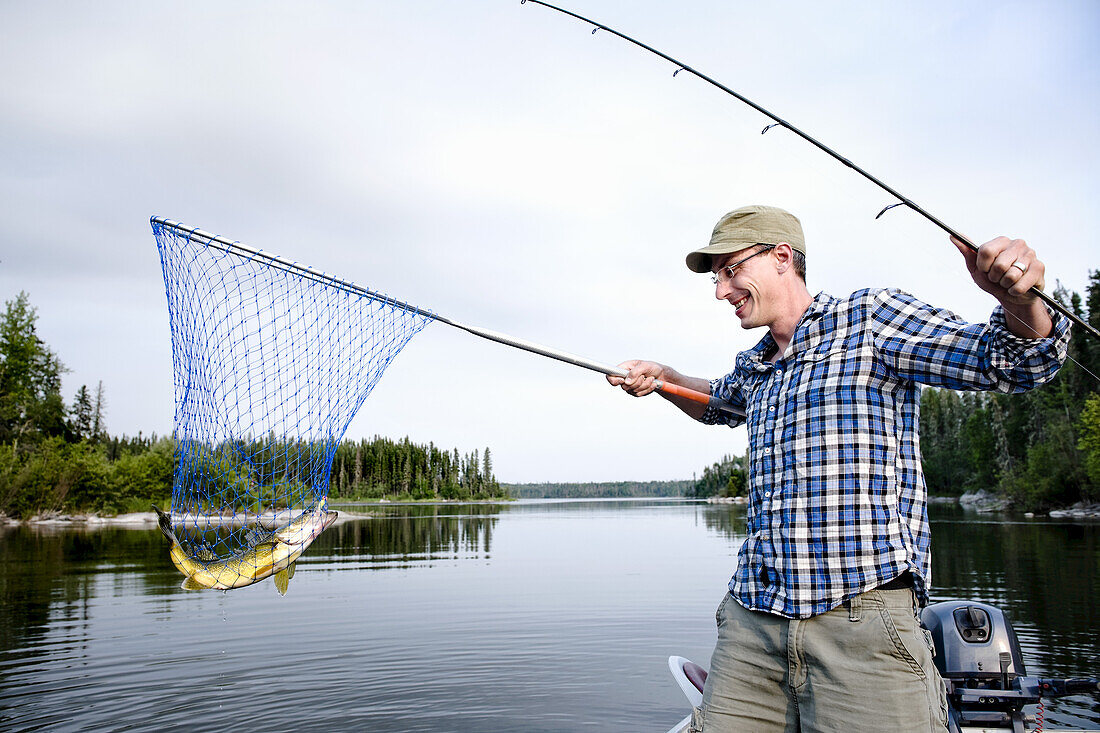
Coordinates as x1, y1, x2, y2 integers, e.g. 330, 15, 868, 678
922, 600, 1100, 732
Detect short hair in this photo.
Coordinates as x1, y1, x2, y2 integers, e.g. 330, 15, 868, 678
791, 249, 806, 282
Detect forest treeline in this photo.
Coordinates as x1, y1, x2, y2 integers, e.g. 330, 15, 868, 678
505, 480, 691, 499
687, 454, 749, 500
329, 438, 505, 501
0, 292, 504, 519
690, 272, 1100, 512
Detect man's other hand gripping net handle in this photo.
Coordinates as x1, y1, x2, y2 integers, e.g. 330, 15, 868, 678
604, 366, 745, 419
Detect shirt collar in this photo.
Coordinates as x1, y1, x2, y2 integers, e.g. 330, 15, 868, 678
743, 291, 835, 368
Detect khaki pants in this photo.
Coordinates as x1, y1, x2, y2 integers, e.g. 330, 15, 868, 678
691, 589, 949, 733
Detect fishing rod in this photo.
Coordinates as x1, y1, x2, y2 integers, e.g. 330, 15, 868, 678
152, 217, 746, 420
520, 0, 1100, 342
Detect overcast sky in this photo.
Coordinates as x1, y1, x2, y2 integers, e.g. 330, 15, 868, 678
2, 1, 1097, 483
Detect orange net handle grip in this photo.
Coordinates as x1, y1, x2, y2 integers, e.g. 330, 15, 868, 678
653, 379, 708, 405
655, 379, 745, 419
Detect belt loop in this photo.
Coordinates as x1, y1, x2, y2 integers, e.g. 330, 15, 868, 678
848, 593, 862, 622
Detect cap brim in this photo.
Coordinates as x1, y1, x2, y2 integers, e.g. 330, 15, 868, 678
685, 241, 757, 273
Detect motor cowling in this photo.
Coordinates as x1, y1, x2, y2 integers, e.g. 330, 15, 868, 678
920, 600, 1026, 684
922, 599, 1100, 733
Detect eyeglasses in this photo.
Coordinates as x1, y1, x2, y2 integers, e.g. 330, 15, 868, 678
710, 245, 776, 285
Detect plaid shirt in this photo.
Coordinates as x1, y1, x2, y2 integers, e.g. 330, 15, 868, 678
701, 288, 1069, 618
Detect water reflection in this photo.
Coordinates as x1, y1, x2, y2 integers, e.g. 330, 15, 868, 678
0, 525, 168, 655
321, 503, 503, 562
0, 501, 1096, 731
698, 503, 748, 539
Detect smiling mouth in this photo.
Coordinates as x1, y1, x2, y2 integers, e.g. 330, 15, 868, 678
732, 296, 749, 311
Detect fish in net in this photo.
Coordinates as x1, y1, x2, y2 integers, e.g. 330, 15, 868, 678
152, 218, 433, 593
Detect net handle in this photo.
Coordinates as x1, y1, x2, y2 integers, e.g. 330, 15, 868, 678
151, 216, 745, 419
441, 319, 744, 418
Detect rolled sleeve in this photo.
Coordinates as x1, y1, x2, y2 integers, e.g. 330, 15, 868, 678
986, 304, 1070, 378
699, 375, 745, 427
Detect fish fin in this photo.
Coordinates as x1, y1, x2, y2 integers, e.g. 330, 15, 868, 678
274, 568, 290, 596
181, 576, 207, 591
244, 528, 276, 546
287, 561, 296, 580
193, 543, 217, 562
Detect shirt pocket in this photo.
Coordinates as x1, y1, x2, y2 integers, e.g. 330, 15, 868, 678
795, 340, 845, 367
788, 341, 847, 418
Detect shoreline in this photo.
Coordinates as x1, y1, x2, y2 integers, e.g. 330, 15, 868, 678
706, 492, 1100, 520
2, 508, 378, 530
5, 496, 1100, 528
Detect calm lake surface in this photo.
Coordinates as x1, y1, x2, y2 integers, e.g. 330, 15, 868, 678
1, 500, 1097, 732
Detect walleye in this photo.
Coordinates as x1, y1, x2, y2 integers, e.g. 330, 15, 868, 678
153, 504, 338, 594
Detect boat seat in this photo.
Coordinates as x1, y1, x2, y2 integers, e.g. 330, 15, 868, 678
684, 661, 708, 694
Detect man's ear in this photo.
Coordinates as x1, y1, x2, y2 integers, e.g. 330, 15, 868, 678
774, 242, 793, 274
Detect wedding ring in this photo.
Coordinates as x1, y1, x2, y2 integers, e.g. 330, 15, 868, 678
1010, 261, 1027, 273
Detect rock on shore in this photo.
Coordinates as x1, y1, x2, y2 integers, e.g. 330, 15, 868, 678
705, 496, 748, 505
1048, 501, 1100, 520
958, 490, 1012, 513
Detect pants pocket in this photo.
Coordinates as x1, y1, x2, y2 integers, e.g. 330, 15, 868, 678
879, 606, 927, 681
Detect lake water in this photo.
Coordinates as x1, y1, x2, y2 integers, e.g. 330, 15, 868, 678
0, 500, 1097, 732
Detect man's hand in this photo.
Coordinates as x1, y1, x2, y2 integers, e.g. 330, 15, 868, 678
606, 360, 668, 397
952, 235, 1053, 338
607, 360, 713, 419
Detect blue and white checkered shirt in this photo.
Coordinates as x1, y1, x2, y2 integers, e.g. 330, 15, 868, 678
700, 288, 1069, 619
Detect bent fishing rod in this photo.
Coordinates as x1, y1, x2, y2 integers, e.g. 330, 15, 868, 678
152, 217, 745, 420
520, 0, 1100, 341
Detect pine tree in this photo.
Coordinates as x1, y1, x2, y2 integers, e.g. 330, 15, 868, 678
482, 446, 493, 484
71, 385, 93, 440
0, 292, 68, 451
91, 380, 106, 441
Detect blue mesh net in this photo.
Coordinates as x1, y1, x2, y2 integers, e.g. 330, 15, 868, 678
152, 219, 434, 589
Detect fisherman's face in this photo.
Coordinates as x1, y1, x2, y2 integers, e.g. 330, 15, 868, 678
712, 245, 777, 329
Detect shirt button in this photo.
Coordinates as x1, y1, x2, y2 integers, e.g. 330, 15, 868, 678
768, 406, 776, 412
764, 491, 772, 498
764, 447, 772, 454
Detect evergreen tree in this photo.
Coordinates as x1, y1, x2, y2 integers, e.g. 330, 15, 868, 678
482, 447, 492, 486
71, 385, 93, 440
91, 380, 106, 441
0, 292, 67, 451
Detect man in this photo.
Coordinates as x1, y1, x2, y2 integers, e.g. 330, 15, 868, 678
607, 205, 1069, 732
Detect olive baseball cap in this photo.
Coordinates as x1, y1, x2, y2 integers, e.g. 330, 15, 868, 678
685, 205, 806, 273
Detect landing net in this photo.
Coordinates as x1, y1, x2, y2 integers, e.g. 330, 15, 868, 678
153, 218, 434, 563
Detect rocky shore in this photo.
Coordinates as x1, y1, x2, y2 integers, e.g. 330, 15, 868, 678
958, 490, 1013, 513
1048, 501, 1100, 520
955, 491, 1100, 519
699, 491, 1100, 520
